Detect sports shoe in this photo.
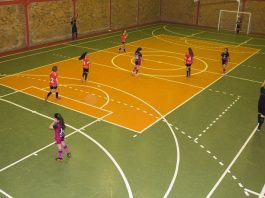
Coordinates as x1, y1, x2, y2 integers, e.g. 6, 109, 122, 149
67, 153, 71, 158
55, 157, 63, 161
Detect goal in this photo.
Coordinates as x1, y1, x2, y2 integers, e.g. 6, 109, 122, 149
217, 10, 252, 34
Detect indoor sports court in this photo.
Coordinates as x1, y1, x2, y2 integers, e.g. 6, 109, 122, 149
0, 0, 265, 198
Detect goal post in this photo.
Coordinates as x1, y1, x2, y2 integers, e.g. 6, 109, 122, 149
218, 10, 252, 34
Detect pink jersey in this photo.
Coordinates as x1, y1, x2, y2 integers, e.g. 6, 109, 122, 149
121, 33, 127, 43
185, 53, 193, 65
50, 71, 58, 87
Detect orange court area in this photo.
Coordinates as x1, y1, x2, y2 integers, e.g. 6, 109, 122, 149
0, 36, 258, 132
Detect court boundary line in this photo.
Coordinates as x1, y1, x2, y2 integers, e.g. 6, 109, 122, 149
206, 124, 258, 198
0, 98, 133, 198
0, 189, 13, 198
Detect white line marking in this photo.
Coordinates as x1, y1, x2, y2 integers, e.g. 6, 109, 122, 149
213, 156, 217, 160
238, 183, 244, 188
259, 184, 265, 198
133, 135, 137, 138
236, 37, 253, 47
219, 162, 224, 166
244, 188, 260, 196
232, 175, 237, 180
79, 130, 133, 198
0, 189, 13, 198
206, 125, 258, 198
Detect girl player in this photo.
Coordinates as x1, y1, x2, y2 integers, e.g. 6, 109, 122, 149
49, 113, 71, 161
45, 65, 60, 101
118, 29, 128, 53
221, 48, 230, 74
82, 52, 90, 82
132, 47, 143, 77
184, 47, 194, 77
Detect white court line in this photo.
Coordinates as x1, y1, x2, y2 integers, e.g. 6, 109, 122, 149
259, 184, 265, 198
78, 130, 133, 198
0, 98, 133, 198
206, 125, 259, 198
244, 188, 260, 196
236, 37, 253, 48
0, 189, 13, 198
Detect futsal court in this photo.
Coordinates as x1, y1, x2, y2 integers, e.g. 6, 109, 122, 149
0, 24, 265, 197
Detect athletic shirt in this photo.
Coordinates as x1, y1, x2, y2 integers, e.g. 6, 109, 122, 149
135, 51, 142, 62
221, 52, 229, 61
121, 33, 127, 43
50, 71, 58, 87
259, 87, 265, 106
83, 57, 90, 69
53, 121, 64, 138
185, 53, 193, 64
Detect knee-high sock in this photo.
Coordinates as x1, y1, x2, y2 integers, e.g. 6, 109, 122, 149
58, 150, 63, 158
47, 92, 52, 98
63, 145, 70, 154
258, 114, 264, 129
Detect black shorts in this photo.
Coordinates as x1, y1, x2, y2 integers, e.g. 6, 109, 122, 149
83, 68, 89, 74
122, 42, 125, 44
186, 64, 191, 67
60, 135, 65, 142
222, 59, 228, 65
135, 60, 141, 65
50, 86, 57, 90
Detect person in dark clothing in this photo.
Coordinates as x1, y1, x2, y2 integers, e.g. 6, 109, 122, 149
236, 19, 241, 34
257, 80, 265, 131
71, 14, 78, 40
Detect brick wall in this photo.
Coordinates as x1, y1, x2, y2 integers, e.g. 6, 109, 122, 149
161, 0, 197, 25
0, 4, 26, 53
76, 0, 109, 34
139, 0, 160, 24
29, 0, 72, 45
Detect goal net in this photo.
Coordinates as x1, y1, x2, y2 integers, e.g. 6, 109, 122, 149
218, 10, 252, 34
